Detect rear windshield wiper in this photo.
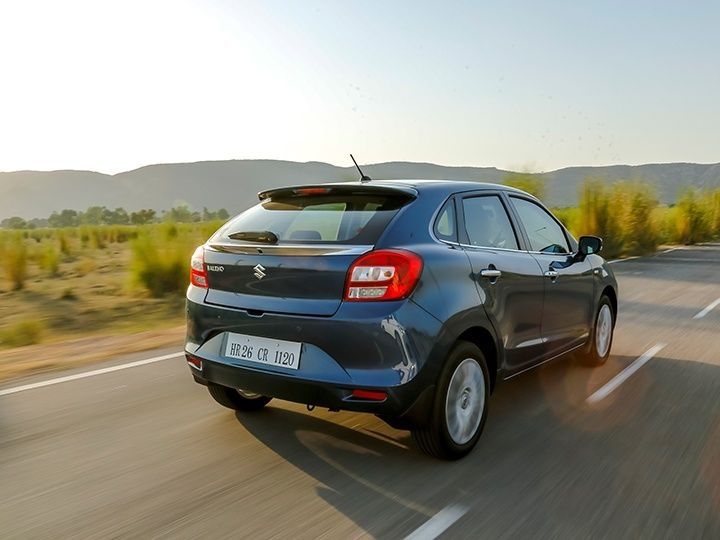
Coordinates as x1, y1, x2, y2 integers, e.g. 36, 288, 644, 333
228, 230, 279, 244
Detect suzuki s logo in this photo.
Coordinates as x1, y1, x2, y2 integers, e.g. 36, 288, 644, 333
206, 265, 224, 272
253, 264, 266, 280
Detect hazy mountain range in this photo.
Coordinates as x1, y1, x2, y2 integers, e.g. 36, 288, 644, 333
1, 159, 720, 219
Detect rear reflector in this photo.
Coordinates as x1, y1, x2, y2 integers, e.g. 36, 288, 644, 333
351, 389, 388, 401
186, 354, 202, 370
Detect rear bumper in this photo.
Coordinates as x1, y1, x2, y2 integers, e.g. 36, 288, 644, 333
185, 286, 445, 424
188, 355, 434, 422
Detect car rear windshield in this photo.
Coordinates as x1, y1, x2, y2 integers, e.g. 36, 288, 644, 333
218, 191, 412, 245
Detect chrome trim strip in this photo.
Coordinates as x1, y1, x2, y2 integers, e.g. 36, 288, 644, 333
502, 342, 585, 380
527, 250, 574, 256
457, 242, 528, 254
516, 337, 548, 348
207, 242, 373, 256
435, 238, 530, 254
437, 239, 581, 258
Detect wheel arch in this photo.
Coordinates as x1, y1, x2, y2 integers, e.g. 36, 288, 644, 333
455, 326, 499, 392
601, 285, 618, 323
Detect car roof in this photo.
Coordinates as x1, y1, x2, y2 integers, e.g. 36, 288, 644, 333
361, 178, 518, 191
332, 179, 531, 197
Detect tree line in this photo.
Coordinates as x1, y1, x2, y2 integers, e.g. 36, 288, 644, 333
1, 205, 230, 229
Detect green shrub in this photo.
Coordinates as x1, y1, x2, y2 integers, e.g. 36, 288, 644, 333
79, 227, 91, 248
708, 189, 720, 237
200, 220, 225, 239
575, 179, 664, 257
57, 230, 71, 255
619, 183, 661, 255
163, 222, 179, 240
577, 180, 624, 258
3, 234, 28, 290
673, 189, 711, 244
552, 207, 579, 234
40, 243, 61, 276
131, 231, 192, 297
112, 226, 138, 243
91, 227, 107, 249
0, 320, 44, 347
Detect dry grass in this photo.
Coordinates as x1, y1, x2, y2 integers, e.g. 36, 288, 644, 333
0, 320, 44, 348
0, 223, 211, 356
0, 325, 184, 381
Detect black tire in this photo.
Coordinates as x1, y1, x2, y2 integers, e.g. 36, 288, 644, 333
207, 383, 272, 411
583, 295, 615, 366
412, 341, 490, 460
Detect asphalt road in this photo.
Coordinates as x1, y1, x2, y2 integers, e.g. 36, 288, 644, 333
2, 244, 720, 539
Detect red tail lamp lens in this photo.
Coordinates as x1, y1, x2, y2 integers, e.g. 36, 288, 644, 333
344, 249, 423, 301
190, 246, 208, 288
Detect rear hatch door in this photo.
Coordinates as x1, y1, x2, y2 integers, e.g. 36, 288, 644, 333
203, 185, 415, 316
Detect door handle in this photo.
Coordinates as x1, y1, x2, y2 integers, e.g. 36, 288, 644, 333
544, 270, 559, 280
480, 269, 502, 279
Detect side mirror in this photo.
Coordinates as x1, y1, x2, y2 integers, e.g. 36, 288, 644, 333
578, 235, 602, 256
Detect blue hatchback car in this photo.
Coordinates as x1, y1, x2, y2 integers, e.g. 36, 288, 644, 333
185, 180, 617, 459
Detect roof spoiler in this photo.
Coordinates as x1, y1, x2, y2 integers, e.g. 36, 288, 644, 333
258, 183, 417, 201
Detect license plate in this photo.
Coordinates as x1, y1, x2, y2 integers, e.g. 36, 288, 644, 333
224, 333, 302, 370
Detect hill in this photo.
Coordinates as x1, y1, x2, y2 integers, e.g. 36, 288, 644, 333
1, 159, 719, 219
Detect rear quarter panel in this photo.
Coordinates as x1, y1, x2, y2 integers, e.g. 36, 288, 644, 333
377, 189, 503, 382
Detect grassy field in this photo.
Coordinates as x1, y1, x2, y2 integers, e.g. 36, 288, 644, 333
0, 222, 221, 351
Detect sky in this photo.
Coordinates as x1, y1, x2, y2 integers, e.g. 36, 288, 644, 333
0, 0, 718, 174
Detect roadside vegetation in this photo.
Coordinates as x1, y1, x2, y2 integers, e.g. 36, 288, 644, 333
512, 177, 720, 259
0, 217, 224, 351
2, 184, 720, 352
503, 172, 545, 199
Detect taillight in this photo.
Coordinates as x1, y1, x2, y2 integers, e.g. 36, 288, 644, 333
344, 249, 422, 301
190, 246, 208, 288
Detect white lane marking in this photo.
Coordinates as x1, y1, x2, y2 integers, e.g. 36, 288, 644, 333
608, 245, 683, 264
693, 298, 720, 320
0, 352, 183, 397
587, 343, 666, 404
608, 256, 639, 264
404, 505, 468, 540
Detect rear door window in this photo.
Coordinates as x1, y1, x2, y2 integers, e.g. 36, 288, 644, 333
462, 195, 519, 250
219, 191, 410, 245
